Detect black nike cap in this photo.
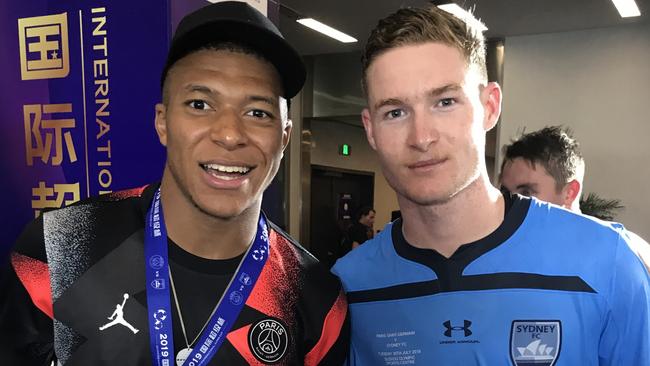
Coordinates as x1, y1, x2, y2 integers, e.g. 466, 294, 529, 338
161, 1, 306, 98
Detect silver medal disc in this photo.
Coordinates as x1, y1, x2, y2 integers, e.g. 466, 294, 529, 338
176, 347, 192, 366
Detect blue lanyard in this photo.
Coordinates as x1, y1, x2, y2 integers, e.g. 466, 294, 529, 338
144, 189, 269, 366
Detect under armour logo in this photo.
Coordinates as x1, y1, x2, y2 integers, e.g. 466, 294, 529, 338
443, 320, 472, 337
99, 293, 139, 334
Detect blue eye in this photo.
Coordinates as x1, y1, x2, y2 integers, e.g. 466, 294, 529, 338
438, 98, 456, 107
385, 109, 405, 119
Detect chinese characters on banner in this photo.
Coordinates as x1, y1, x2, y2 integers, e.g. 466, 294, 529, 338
2, 2, 169, 255
18, 13, 80, 217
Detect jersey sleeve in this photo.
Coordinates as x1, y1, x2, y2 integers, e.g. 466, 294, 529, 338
623, 230, 650, 273
598, 231, 650, 365
0, 215, 55, 365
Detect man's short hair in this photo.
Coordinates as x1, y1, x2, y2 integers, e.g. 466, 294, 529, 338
501, 126, 585, 191
361, 6, 487, 95
356, 206, 375, 221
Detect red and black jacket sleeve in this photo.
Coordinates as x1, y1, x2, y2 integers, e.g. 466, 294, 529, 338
0, 215, 55, 366
299, 262, 351, 366
263, 222, 351, 365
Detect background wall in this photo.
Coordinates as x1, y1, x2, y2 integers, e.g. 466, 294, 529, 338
310, 120, 398, 233
499, 21, 650, 239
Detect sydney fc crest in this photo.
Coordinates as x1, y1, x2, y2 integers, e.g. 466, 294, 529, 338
510, 320, 561, 366
248, 318, 289, 363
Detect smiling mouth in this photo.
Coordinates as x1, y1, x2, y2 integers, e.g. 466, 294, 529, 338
200, 163, 253, 181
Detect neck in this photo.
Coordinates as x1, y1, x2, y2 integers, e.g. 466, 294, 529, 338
400, 174, 504, 258
158, 171, 259, 260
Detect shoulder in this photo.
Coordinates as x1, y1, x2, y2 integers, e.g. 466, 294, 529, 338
332, 221, 434, 293
521, 198, 649, 288
12, 184, 154, 264
607, 224, 650, 272
334, 230, 385, 273
524, 197, 627, 246
267, 220, 318, 266
59, 184, 151, 214
267, 220, 341, 290
43, 184, 151, 226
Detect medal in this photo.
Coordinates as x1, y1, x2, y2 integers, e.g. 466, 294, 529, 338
176, 347, 192, 366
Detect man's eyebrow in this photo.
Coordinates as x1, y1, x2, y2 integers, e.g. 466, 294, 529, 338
182, 85, 278, 107
373, 84, 462, 110
248, 95, 278, 108
373, 98, 404, 111
183, 84, 216, 95
427, 84, 462, 98
516, 183, 537, 190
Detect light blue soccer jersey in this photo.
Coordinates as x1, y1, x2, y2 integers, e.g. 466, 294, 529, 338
332, 195, 650, 365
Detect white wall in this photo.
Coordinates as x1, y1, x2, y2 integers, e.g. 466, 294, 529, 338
309, 120, 399, 232
499, 22, 650, 239
312, 51, 366, 117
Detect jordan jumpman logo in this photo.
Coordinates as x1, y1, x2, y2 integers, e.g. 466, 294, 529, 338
99, 293, 139, 334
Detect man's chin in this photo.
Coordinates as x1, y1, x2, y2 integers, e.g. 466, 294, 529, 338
396, 183, 462, 207
402, 191, 454, 206
192, 199, 251, 221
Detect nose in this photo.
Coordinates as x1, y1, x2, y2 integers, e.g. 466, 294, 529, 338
209, 107, 248, 149
406, 111, 439, 152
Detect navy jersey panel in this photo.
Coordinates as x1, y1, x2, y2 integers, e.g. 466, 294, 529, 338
332, 196, 650, 365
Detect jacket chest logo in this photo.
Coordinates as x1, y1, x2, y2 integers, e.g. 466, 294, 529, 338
248, 318, 290, 363
98, 293, 139, 334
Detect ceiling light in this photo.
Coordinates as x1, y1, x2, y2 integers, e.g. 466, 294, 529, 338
437, 3, 488, 32
297, 18, 357, 43
611, 0, 641, 17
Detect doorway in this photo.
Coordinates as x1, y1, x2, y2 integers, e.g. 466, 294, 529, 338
309, 165, 374, 268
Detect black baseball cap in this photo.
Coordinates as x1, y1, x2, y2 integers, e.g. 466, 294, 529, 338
161, 1, 306, 98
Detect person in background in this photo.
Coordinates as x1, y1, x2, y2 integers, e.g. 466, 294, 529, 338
336, 207, 376, 261
500, 125, 650, 270
0, 2, 349, 365
348, 206, 376, 249
332, 5, 650, 365
347, 206, 375, 249
499, 126, 584, 211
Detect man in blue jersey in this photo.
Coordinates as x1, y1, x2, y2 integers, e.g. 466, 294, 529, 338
332, 5, 650, 365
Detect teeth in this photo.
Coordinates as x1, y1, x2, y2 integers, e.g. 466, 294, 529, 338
203, 163, 250, 174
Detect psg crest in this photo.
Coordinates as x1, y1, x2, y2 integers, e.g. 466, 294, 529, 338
510, 320, 561, 366
248, 318, 289, 363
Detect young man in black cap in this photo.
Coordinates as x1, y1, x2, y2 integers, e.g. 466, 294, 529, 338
0, 2, 349, 365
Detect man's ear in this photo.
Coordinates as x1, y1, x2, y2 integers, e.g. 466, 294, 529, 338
281, 118, 293, 155
154, 103, 168, 147
563, 179, 582, 210
481, 82, 502, 132
361, 108, 377, 150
